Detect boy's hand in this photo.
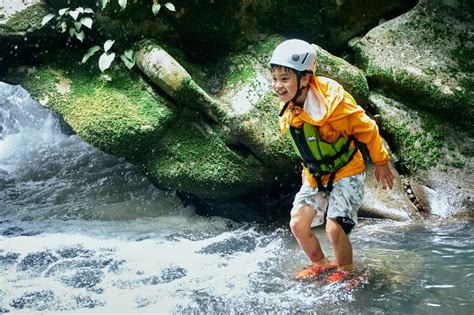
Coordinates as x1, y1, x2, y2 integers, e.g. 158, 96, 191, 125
374, 163, 395, 190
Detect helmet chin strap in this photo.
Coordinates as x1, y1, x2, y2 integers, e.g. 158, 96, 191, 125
292, 72, 308, 105
278, 73, 308, 116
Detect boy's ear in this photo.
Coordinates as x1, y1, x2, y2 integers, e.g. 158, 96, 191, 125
301, 73, 311, 86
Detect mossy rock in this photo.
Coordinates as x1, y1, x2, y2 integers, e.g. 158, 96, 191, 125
370, 91, 473, 217
211, 35, 373, 179
5, 51, 175, 162
353, 0, 474, 129
145, 116, 277, 200
0, 2, 61, 69
313, 44, 369, 104
214, 35, 299, 174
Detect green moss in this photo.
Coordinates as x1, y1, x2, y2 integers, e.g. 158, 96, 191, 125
316, 47, 369, 103
4, 3, 51, 32
175, 77, 228, 123
147, 116, 269, 197
249, 35, 284, 67
354, 5, 473, 129
225, 57, 256, 88
9, 51, 176, 162
378, 96, 447, 172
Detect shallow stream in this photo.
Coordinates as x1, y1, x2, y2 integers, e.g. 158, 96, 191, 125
1, 82, 472, 314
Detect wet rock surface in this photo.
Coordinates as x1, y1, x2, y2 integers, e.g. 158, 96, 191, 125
1, 1, 472, 221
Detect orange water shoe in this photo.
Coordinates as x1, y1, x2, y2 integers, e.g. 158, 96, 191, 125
296, 262, 337, 280
325, 270, 353, 283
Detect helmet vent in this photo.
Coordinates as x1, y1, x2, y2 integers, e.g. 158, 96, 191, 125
301, 53, 308, 64
292, 54, 300, 61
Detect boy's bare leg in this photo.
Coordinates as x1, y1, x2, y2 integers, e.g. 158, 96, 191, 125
290, 205, 326, 265
325, 218, 353, 271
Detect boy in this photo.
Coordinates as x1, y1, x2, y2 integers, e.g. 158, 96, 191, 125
270, 39, 395, 282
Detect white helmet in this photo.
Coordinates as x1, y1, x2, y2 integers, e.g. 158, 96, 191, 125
270, 39, 316, 73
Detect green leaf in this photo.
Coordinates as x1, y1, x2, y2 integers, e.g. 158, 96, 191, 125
123, 49, 134, 60
120, 54, 135, 69
83, 8, 94, 14
41, 14, 55, 27
152, 3, 161, 15
75, 31, 85, 42
103, 40, 115, 53
118, 0, 127, 9
164, 3, 176, 12
99, 52, 115, 72
74, 21, 82, 32
69, 27, 76, 37
58, 8, 69, 16
81, 17, 93, 29
69, 9, 80, 20
101, 0, 109, 9
82, 45, 101, 64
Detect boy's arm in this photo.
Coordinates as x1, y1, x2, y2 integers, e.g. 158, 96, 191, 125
347, 110, 395, 189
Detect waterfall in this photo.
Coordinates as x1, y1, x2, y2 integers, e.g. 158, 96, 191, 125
0, 81, 185, 220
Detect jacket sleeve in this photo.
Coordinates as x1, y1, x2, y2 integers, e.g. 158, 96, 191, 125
332, 91, 389, 165
348, 109, 390, 166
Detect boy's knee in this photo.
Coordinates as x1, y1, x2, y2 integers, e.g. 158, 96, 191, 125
326, 217, 355, 240
325, 219, 345, 244
289, 217, 303, 237
290, 217, 310, 239
289, 205, 316, 238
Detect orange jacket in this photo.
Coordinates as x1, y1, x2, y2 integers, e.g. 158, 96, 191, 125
280, 76, 389, 188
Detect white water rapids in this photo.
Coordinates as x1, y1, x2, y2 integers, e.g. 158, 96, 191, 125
0, 82, 473, 314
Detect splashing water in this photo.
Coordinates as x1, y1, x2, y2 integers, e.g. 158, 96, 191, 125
0, 82, 473, 314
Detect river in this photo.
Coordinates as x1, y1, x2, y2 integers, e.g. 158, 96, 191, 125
1, 82, 473, 314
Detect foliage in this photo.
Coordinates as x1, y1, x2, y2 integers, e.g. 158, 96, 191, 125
41, 0, 176, 73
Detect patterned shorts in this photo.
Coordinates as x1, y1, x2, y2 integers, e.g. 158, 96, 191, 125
290, 173, 365, 230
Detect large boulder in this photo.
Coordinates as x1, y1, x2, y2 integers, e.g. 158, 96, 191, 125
3, 47, 292, 221
4, 53, 176, 161
369, 92, 473, 218
1, 1, 419, 67
353, 0, 474, 129
360, 156, 420, 222
3, 34, 418, 222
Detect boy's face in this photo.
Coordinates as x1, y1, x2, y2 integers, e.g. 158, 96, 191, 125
271, 67, 298, 103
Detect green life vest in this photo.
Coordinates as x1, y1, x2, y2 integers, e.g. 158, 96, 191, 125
288, 122, 359, 192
